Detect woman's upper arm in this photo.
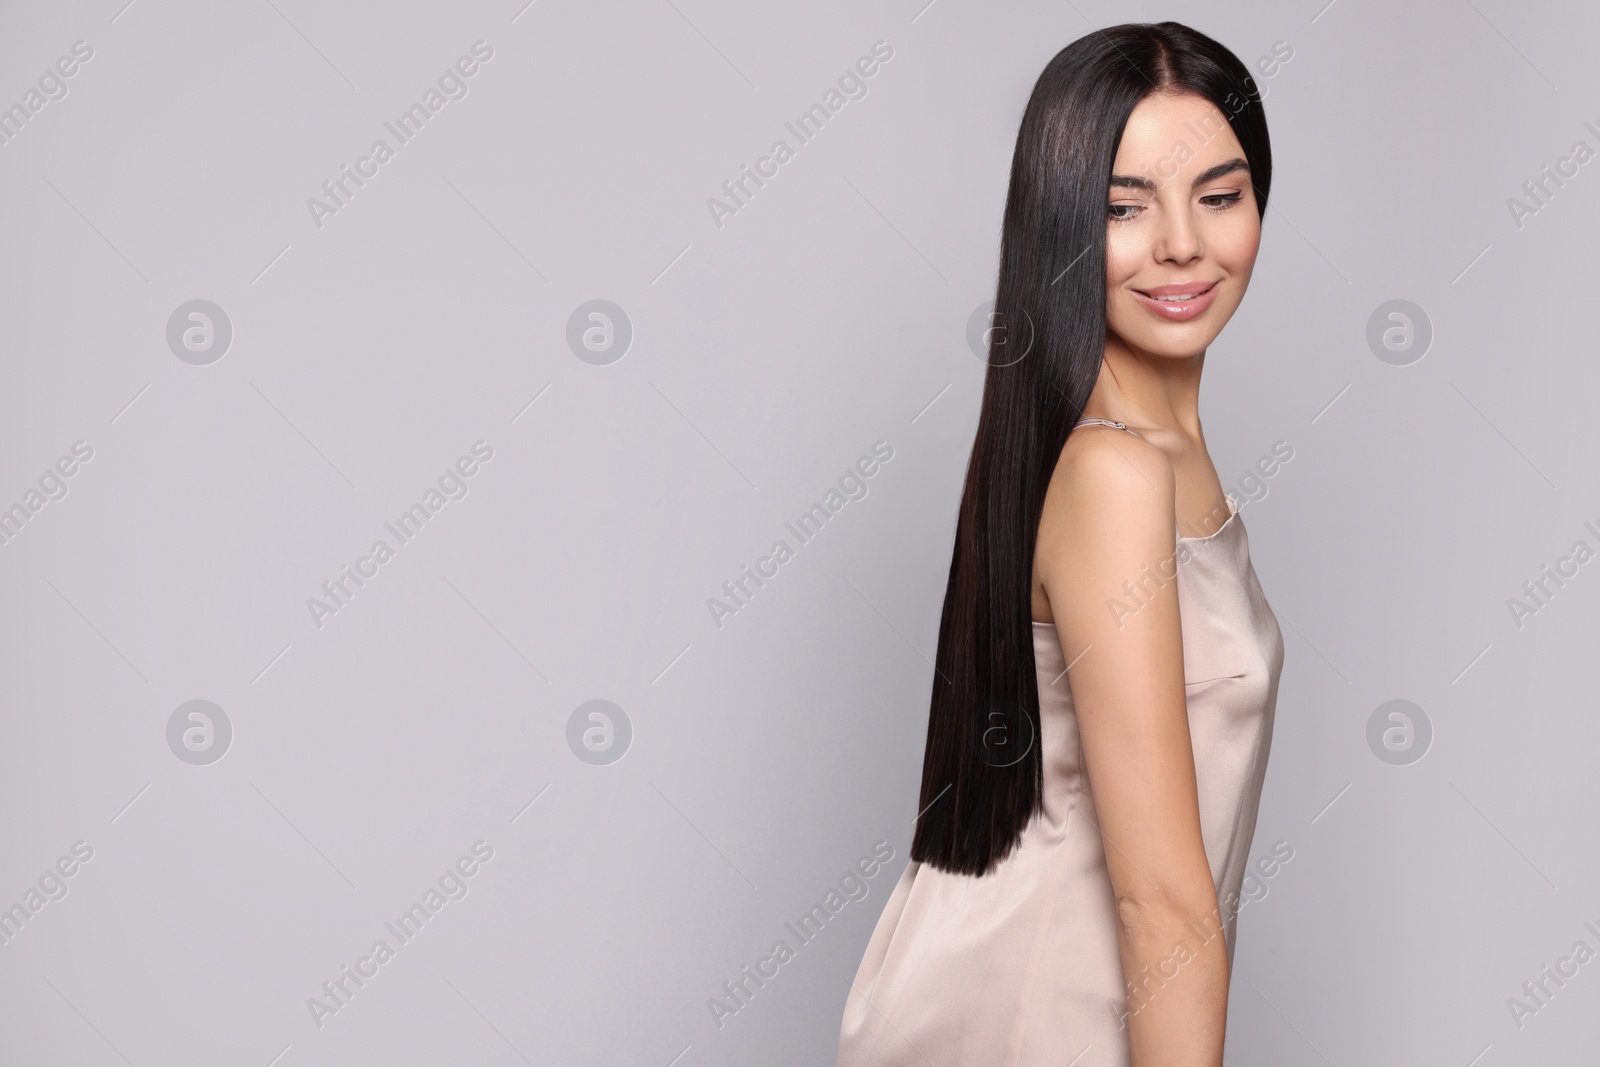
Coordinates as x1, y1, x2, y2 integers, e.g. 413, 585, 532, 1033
1035, 430, 1216, 921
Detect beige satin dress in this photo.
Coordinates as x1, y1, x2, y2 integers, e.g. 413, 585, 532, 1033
836, 419, 1285, 1066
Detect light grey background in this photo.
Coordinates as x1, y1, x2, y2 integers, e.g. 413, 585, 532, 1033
1, 0, 1595, 1063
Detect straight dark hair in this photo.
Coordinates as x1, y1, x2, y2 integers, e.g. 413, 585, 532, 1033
909, 22, 1273, 876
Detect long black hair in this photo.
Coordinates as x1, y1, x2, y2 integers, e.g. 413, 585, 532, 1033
909, 22, 1273, 876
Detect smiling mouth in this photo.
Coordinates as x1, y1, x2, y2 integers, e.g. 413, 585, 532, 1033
1134, 281, 1219, 301
1128, 280, 1221, 322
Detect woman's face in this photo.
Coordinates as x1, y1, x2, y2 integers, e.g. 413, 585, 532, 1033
1104, 90, 1261, 360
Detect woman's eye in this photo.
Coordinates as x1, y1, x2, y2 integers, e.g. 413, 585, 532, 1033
1107, 203, 1140, 221
1201, 192, 1244, 210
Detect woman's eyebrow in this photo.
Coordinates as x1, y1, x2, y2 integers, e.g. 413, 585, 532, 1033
1108, 157, 1250, 191
1108, 173, 1157, 192
1192, 158, 1250, 185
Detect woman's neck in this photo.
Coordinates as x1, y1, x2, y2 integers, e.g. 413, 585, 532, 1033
1080, 335, 1206, 442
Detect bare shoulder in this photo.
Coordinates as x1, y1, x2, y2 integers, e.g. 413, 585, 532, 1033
1052, 424, 1173, 498
1036, 425, 1176, 578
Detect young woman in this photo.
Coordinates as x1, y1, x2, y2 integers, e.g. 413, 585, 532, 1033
836, 22, 1284, 1067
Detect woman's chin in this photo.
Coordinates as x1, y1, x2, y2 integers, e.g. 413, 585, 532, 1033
1109, 327, 1219, 361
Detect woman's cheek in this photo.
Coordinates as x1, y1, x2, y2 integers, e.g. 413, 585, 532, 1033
1221, 215, 1262, 271
1103, 231, 1143, 290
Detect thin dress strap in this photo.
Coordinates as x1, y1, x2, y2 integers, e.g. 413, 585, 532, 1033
1073, 417, 1142, 438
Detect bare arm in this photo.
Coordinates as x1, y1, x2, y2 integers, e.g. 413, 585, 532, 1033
1035, 427, 1227, 1066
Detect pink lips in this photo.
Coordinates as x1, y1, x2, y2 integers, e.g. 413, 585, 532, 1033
1131, 280, 1219, 321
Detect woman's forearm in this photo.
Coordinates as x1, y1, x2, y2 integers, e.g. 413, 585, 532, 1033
1115, 896, 1231, 1066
